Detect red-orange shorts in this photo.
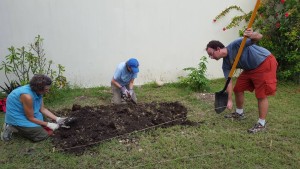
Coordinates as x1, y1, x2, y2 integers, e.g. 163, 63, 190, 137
233, 54, 278, 99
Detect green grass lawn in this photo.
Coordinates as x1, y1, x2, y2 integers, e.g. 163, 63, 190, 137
0, 80, 299, 169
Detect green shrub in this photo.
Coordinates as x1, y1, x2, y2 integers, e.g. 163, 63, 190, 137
178, 56, 209, 92
255, 0, 300, 82
213, 0, 300, 83
0, 80, 21, 95
0, 35, 68, 97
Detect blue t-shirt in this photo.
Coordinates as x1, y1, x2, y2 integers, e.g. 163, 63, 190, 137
222, 38, 271, 78
5, 85, 44, 127
113, 62, 138, 87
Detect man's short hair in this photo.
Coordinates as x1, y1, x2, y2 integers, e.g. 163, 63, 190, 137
206, 40, 225, 50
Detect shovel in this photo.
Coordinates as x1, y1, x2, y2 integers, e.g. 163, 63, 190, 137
121, 92, 137, 105
215, 0, 261, 113
58, 117, 78, 128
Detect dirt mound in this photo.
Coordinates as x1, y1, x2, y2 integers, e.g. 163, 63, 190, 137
52, 101, 192, 154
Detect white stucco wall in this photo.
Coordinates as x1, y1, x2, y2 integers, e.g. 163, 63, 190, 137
0, 0, 255, 87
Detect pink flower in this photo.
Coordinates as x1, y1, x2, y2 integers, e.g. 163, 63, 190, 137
260, 13, 263, 17
280, 0, 285, 4
285, 12, 289, 17
275, 22, 280, 28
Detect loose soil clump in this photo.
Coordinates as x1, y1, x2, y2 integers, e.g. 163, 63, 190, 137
52, 101, 192, 154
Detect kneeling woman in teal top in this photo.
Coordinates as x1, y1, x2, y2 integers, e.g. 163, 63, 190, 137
1, 74, 65, 142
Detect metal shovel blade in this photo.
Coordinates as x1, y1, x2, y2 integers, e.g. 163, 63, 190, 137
214, 91, 228, 114
60, 117, 78, 128
130, 98, 137, 105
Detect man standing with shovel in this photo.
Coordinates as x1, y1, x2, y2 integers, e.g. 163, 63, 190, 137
206, 28, 278, 133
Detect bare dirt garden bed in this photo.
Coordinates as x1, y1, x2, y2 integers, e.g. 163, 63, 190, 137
52, 101, 200, 154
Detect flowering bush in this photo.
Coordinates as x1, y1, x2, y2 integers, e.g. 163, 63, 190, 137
255, 0, 300, 82
213, 5, 248, 31
214, 0, 300, 82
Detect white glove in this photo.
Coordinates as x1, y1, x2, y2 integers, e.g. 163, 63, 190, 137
47, 122, 59, 131
129, 89, 134, 97
56, 117, 67, 124
121, 86, 129, 97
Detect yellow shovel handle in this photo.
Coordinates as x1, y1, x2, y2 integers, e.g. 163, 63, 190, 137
228, 0, 261, 78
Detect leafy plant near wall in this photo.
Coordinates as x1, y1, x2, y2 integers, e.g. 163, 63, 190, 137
0, 80, 21, 95
0, 35, 68, 96
213, 0, 300, 83
213, 5, 248, 31
178, 56, 209, 92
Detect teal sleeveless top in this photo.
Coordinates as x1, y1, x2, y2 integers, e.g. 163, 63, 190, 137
5, 85, 44, 127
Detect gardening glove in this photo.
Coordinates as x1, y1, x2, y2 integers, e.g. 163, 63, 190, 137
56, 117, 67, 125
129, 89, 134, 97
121, 86, 129, 97
47, 122, 59, 131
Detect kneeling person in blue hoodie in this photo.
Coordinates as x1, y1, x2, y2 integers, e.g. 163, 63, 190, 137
111, 58, 139, 104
